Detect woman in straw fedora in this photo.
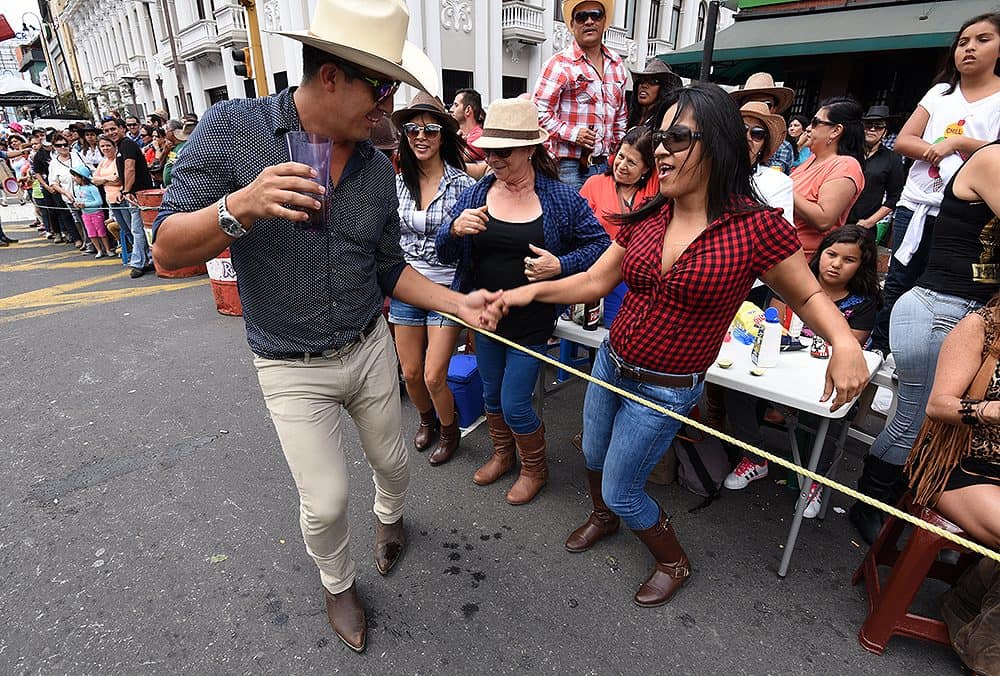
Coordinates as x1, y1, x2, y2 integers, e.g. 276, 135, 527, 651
388, 92, 474, 466
437, 98, 609, 506
153, 0, 504, 654
499, 83, 869, 607
740, 101, 794, 224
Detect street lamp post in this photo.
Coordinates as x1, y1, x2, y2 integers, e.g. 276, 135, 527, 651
698, 1, 737, 82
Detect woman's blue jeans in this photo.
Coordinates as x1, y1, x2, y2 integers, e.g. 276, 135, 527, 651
583, 341, 703, 530
473, 334, 545, 435
869, 286, 982, 465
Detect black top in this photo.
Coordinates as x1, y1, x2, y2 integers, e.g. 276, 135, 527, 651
32, 147, 50, 177
848, 144, 905, 223
918, 141, 1000, 305
472, 214, 555, 344
154, 88, 406, 357
115, 136, 154, 193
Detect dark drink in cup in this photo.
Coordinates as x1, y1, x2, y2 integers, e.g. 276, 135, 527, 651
285, 131, 332, 229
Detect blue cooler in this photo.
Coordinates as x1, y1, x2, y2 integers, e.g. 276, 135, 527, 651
603, 282, 628, 327
447, 355, 484, 428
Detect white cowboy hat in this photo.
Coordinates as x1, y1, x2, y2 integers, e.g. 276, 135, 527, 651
471, 99, 549, 149
274, 0, 439, 96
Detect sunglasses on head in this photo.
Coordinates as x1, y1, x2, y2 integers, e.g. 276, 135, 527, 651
573, 8, 605, 23
864, 121, 887, 130
484, 147, 514, 159
402, 122, 443, 139
334, 58, 400, 104
651, 125, 703, 154
745, 124, 767, 142
810, 116, 837, 128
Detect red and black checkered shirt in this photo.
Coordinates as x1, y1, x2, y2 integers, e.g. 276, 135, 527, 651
610, 198, 801, 375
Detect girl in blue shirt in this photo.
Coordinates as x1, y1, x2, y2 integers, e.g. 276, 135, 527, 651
71, 165, 113, 258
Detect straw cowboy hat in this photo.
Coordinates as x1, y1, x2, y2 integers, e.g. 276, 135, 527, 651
173, 119, 197, 142
629, 58, 682, 91
149, 109, 169, 122
729, 72, 795, 114
563, 0, 615, 26
275, 0, 439, 96
471, 99, 549, 149
390, 92, 458, 131
739, 101, 786, 163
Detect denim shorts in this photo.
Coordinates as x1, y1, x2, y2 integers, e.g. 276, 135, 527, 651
388, 297, 461, 328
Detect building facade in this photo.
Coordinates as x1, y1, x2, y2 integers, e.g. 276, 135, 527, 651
51, 0, 731, 120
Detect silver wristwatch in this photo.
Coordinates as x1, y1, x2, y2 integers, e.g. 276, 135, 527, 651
217, 196, 247, 239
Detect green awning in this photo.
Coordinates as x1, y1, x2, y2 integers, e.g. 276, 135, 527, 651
662, 0, 1000, 82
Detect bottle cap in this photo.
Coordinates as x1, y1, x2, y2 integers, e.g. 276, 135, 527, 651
764, 307, 780, 323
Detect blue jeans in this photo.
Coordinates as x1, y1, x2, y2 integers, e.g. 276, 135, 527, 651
583, 341, 704, 529
473, 334, 545, 435
388, 297, 461, 328
869, 286, 982, 465
122, 201, 149, 269
558, 159, 606, 191
870, 207, 936, 353
110, 203, 133, 265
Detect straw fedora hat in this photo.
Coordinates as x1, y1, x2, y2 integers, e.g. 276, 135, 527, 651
274, 0, 439, 96
729, 72, 795, 115
174, 120, 197, 142
471, 99, 549, 149
739, 101, 786, 163
629, 58, 682, 91
562, 0, 615, 26
390, 92, 458, 131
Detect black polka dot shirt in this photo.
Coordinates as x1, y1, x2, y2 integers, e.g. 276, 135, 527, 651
154, 87, 407, 358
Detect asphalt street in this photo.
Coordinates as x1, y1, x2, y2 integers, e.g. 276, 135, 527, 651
0, 205, 964, 675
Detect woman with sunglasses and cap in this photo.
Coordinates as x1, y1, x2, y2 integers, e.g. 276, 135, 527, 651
627, 58, 682, 130
741, 101, 794, 225
498, 83, 869, 607
389, 92, 475, 466
436, 98, 609, 505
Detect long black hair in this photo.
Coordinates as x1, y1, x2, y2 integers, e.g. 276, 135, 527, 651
786, 114, 809, 162
626, 78, 673, 129
397, 113, 467, 204
603, 125, 654, 182
808, 224, 883, 308
818, 96, 865, 165
618, 83, 763, 226
934, 12, 1000, 95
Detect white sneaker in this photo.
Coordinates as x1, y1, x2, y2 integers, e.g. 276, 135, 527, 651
724, 458, 769, 490
94, 251, 104, 259
802, 481, 823, 519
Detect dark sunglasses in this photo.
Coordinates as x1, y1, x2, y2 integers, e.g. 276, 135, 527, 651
810, 116, 837, 129
651, 125, 703, 154
864, 121, 887, 130
745, 125, 767, 142
53, 143, 68, 148
573, 8, 605, 23
334, 58, 400, 104
484, 148, 514, 159
126, 122, 139, 127
402, 123, 443, 139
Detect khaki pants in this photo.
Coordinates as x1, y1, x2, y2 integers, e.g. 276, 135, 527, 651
254, 317, 409, 594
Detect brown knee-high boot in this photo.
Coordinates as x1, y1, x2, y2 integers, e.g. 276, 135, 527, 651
473, 412, 516, 485
565, 469, 620, 552
631, 509, 691, 607
507, 423, 548, 505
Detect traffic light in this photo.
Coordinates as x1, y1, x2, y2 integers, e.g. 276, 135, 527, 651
232, 47, 252, 79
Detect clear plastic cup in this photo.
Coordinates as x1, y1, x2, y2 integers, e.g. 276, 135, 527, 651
284, 131, 331, 229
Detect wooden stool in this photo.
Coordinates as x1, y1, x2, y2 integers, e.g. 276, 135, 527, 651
852, 494, 979, 654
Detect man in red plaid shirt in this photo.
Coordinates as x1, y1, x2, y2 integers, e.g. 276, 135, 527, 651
532, 0, 628, 189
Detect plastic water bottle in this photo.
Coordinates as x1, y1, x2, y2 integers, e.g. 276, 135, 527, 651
752, 307, 782, 367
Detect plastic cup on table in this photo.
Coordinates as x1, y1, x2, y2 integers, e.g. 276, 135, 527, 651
284, 131, 331, 230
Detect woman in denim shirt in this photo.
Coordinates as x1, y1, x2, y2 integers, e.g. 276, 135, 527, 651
437, 98, 609, 506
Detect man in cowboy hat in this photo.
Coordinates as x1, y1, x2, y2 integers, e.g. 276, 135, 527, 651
151, 0, 503, 654
532, 0, 628, 189
848, 105, 905, 234
147, 109, 169, 128
730, 72, 797, 174
161, 118, 196, 187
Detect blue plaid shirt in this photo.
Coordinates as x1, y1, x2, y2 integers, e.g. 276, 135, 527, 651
397, 163, 474, 282
153, 88, 407, 358
436, 173, 610, 292
768, 140, 794, 175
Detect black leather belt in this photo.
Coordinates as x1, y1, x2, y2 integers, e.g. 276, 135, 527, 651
588, 154, 609, 167
607, 343, 706, 389
259, 314, 380, 361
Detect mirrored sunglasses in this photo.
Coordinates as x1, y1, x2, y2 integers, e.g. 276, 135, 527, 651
402, 123, 443, 139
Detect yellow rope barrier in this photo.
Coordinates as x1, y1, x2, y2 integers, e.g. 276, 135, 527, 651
443, 313, 1000, 563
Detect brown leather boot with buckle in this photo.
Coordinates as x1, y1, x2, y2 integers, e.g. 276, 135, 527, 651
428, 413, 460, 466
631, 508, 691, 607
374, 517, 406, 575
473, 412, 516, 485
565, 469, 620, 552
413, 409, 439, 451
324, 582, 366, 652
507, 423, 548, 505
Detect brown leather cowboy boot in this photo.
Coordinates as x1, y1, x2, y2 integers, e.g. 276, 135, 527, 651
413, 408, 438, 451
507, 423, 548, 505
473, 412, 516, 485
631, 509, 691, 607
565, 469, 620, 552
374, 517, 406, 575
324, 582, 366, 652
428, 414, 460, 466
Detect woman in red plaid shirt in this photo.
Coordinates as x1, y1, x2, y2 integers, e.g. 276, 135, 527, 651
501, 83, 870, 607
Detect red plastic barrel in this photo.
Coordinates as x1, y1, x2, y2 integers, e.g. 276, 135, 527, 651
136, 189, 207, 279
206, 248, 242, 316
